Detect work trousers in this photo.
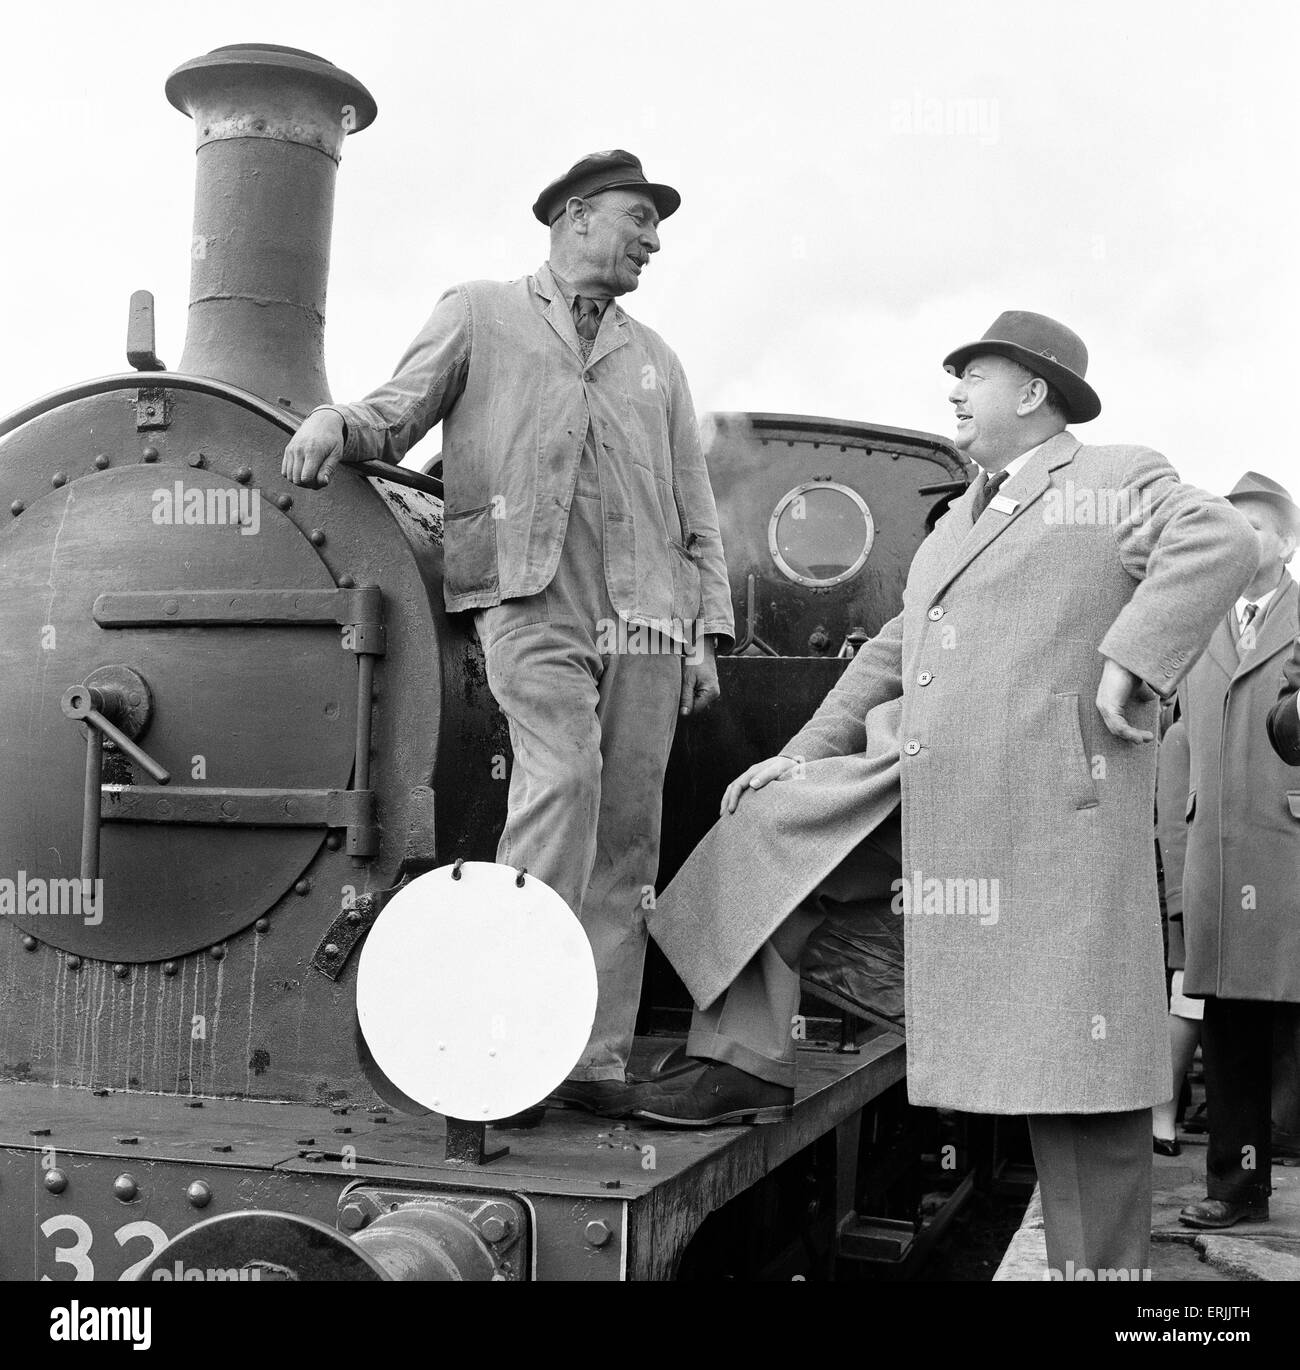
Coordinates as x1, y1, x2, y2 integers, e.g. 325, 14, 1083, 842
1202, 997, 1300, 1204
474, 447, 681, 1081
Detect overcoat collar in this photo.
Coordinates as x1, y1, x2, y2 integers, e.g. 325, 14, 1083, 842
533, 262, 631, 369
928, 430, 1081, 604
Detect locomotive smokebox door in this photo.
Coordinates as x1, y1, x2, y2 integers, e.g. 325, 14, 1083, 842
0, 463, 363, 963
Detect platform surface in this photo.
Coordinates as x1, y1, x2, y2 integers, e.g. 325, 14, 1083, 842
995, 1136, 1300, 1282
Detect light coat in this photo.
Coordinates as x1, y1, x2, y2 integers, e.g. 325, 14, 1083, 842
1179, 573, 1300, 1001
654, 433, 1256, 1114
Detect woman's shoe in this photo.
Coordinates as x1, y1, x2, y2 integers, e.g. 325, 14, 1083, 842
1153, 1136, 1181, 1157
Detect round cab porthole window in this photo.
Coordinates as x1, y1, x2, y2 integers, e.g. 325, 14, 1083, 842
768, 482, 875, 588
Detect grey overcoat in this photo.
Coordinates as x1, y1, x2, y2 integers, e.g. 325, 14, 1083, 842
655, 433, 1256, 1115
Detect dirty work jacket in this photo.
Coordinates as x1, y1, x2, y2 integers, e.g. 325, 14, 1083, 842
319, 263, 733, 644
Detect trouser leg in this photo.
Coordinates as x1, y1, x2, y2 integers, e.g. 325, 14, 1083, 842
1271, 1002, 1300, 1144
1203, 996, 1274, 1204
685, 810, 902, 1086
478, 613, 602, 916
1027, 1109, 1153, 1278
686, 908, 825, 1087
574, 644, 680, 1080
478, 609, 680, 1081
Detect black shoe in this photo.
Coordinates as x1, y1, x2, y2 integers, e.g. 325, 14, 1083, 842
1178, 1197, 1269, 1229
546, 1078, 637, 1118
1153, 1136, 1181, 1157
630, 1061, 793, 1127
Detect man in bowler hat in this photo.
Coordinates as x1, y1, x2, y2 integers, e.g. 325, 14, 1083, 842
1178, 471, 1300, 1228
282, 151, 733, 1115
635, 311, 1257, 1278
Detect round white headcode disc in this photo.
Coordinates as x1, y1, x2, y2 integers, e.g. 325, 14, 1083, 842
356, 862, 597, 1120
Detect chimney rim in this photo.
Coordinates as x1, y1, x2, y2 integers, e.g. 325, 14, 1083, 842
164, 43, 377, 134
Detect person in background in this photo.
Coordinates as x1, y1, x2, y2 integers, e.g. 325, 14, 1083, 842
1152, 715, 1200, 1156
1178, 472, 1300, 1229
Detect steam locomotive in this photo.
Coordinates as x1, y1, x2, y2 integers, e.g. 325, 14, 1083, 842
0, 43, 978, 1282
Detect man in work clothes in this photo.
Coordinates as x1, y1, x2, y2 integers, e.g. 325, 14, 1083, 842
1177, 472, 1300, 1229
635, 312, 1257, 1279
282, 151, 734, 1115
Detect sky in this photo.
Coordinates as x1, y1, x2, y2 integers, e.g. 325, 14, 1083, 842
3, 0, 1298, 498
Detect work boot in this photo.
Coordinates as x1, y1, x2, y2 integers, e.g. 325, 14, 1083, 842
547, 1078, 638, 1118
630, 1060, 793, 1127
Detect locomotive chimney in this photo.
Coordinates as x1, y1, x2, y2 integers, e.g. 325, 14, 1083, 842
164, 44, 377, 412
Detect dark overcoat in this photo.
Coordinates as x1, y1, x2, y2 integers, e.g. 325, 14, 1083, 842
1180, 574, 1300, 1002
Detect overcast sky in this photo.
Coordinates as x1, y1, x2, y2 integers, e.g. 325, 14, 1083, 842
4, 0, 1297, 497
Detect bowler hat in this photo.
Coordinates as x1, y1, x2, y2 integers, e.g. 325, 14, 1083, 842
532, 149, 680, 226
1225, 471, 1300, 534
943, 310, 1101, 423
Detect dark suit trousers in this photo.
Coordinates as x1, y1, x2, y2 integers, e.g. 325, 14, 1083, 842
1027, 1111, 1153, 1277
1202, 997, 1300, 1203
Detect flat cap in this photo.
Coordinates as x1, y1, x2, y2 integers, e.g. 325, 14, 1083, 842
532, 149, 680, 226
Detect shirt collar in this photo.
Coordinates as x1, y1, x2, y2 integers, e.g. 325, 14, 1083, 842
996, 441, 1047, 482
1237, 586, 1277, 617
544, 261, 610, 316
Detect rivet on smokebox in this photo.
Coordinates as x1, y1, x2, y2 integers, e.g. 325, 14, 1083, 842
234, 466, 253, 484
43, 1169, 68, 1195
326, 833, 343, 851
255, 917, 270, 934
275, 493, 293, 511
210, 945, 226, 961
309, 529, 326, 546
21, 934, 37, 950
188, 451, 206, 469
66, 955, 82, 971
480, 1215, 511, 1244
162, 961, 177, 976
141, 446, 159, 462
51, 473, 67, 488
94, 455, 110, 470
186, 1180, 213, 1209
294, 879, 311, 896
112, 963, 129, 978
113, 1174, 138, 1202
10, 500, 24, 516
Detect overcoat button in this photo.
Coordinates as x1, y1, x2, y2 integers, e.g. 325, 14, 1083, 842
927, 606, 944, 621
917, 671, 933, 685
904, 740, 921, 756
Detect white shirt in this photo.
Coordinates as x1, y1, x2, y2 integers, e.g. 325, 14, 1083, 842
985, 441, 1046, 488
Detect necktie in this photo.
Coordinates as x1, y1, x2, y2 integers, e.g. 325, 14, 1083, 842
971, 469, 1009, 522
572, 295, 602, 342
1239, 602, 1260, 636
